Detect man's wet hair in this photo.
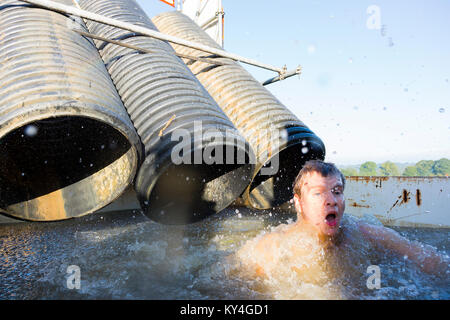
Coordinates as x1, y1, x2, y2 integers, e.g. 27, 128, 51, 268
293, 160, 346, 198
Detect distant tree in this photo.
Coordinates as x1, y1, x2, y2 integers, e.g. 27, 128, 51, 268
432, 158, 450, 176
379, 161, 400, 176
341, 168, 358, 176
402, 166, 418, 176
416, 160, 434, 176
359, 161, 378, 176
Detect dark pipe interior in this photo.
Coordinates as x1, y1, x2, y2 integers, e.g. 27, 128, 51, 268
144, 145, 252, 225
0, 116, 131, 207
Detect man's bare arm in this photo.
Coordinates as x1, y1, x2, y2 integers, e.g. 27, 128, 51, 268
359, 222, 449, 276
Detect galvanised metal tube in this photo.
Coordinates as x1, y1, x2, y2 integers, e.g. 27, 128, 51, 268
0, 0, 142, 221
153, 12, 326, 209
78, 0, 254, 225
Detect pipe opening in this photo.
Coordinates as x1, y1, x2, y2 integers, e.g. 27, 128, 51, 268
0, 116, 134, 220
142, 145, 253, 225
248, 142, 325, 209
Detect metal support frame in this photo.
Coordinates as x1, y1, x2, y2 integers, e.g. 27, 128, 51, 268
262, 65, 302, 86
74, 30, 231, 66
22, 0, 300, 83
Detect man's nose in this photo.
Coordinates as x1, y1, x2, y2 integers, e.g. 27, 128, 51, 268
325, 192, 337, 206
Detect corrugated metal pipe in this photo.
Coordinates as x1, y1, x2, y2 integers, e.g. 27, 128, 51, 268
152, 12, 326, 209
0, 0, 142, 221
78, 0, 254, 224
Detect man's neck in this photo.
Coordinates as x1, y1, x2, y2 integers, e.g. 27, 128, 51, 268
293, 219, 343, 247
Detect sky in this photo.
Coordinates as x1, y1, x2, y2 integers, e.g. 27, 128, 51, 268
136, 0, 450, 165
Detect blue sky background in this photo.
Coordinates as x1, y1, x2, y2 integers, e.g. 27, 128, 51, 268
137, 0, 450, 165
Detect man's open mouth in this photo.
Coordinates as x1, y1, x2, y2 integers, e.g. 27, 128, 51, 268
325, 213, 337, 227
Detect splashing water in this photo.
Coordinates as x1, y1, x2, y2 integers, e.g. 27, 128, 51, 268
24, 125, 38, 137
0, 209, 448, 300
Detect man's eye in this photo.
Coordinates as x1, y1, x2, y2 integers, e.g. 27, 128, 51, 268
314, 192, 321, 196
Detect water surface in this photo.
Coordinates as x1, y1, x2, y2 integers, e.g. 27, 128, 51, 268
0, 208, 448, 299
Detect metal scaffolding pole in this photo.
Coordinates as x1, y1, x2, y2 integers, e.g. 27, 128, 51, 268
22, 0, 286, 74
262, 66, 302, 86
74, 30, 232, 67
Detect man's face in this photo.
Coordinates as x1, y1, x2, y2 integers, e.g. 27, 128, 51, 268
293, 171, 345, 237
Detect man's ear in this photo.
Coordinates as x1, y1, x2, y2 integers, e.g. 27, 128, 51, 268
293, 194, 302, 213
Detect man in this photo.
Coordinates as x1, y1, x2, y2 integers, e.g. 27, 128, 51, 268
236, 160, 448, 279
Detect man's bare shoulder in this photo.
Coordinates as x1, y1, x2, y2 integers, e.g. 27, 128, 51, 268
233, 223, 292, 278
254, 223, 295, 249
236, 224, 291, 262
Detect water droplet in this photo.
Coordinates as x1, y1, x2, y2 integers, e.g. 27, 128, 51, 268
348, 58, 353, 63
438, 107, 445, 113
21, 172, 25, 176
353, 106, 359, 110
89, 163, 93, 167
24, 125, 38, 137
235, 209, 239, 214
388, 38, 394, 47
333, 151, 337, 154
404, 88, 408, 92
383, 106, 387, 111
301, 147, 309, 154
237, 213, 242, 219
101, 145, 105, 150
302, 140, 307, 146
